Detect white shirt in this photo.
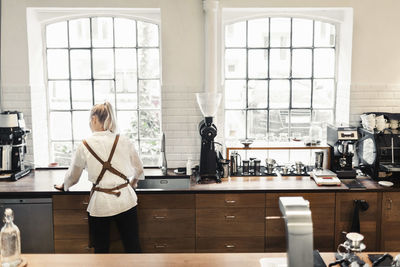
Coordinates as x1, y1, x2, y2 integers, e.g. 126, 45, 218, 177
63, 130, 145, 217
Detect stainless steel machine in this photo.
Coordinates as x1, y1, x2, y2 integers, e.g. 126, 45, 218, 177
0, 111, 31, 180
327, 124, 359, 178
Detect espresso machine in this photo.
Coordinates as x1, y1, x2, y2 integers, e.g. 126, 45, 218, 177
327, 124, 359, 178
196, 93, 222, 183
0, 111, 31, 180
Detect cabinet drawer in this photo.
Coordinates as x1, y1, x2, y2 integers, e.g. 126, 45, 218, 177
53, 195, 89, 210
140, 238, 195, 253
196, 237, 264, 253
196, 193, 265, 208
55, 239, 92, 253
196, 208, 264, 237
138, 194, 195, 209
335, 192, 379, 251
54, 210, 89, 239
138, 209, 195, 238
266, 193, 335, 208
265, 207, 334, 252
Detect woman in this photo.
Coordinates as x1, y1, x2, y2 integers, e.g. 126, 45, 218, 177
55, 102, 144, 253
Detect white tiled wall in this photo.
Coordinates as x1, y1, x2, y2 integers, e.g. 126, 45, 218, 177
350, 83, 400, 125
3, 82, 400, 168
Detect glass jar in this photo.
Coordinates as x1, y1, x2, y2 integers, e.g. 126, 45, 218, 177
309, 122, 323, 145
0, 208, 21, 267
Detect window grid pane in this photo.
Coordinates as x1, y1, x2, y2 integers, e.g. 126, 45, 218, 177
46, 17, 161, 166
224, 17, 336, 141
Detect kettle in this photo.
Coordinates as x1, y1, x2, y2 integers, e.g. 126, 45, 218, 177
230, 151, 241, 175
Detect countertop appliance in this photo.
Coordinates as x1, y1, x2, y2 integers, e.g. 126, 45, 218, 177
357, 127, 400, 181
0, 111, 31, 180
327, 124, 358, 178
196, 93, 222, 183
0, 198, 54, 253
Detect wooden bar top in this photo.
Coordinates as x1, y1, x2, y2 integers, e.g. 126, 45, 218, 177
19, 252, 399, 267
0, 168, 393, 195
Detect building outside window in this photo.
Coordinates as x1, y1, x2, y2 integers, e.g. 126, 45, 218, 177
45, 16, 161, 166
224, 17, 336, 143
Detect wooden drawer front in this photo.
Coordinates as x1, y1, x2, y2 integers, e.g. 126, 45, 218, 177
265, 206, 334, 252
138, 194, 195, 209
335, 192, 379, 251
55, 239, 92, 253
196, 208, 264, 237
140, 238, 195, 253
138, 209, 195, 238
381, 192, 400, 251
54, 209, 89, 239
196, 193, 265, 208
53, 195, 89, 210
266, 193, 335, 208
196, 237, 264, 253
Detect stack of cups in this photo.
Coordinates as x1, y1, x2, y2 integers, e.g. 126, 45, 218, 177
390, 119, 399, 130
375, 115, 387, 132
360, 113, 376, 131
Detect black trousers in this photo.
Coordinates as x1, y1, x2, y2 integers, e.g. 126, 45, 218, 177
88, 206, 141, 253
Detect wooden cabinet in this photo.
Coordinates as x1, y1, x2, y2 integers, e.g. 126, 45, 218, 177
335, 192, 380, 251
381, 192, 400, 251
196, 193, 265, 252
138, 194, 195, 253
265, 193, 335, 252
53, 194, 93, 253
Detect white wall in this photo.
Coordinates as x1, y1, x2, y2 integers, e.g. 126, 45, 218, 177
2, 0, 400, 168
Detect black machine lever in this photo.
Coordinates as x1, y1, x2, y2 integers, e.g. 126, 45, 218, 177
350, 199, 369, 233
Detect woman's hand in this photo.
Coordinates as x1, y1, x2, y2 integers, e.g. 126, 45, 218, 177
54, 184, 65, 191
130, 178, 139, 189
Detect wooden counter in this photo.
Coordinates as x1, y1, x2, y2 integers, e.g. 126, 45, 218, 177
19, 252, 398, 267
0, 168, 390, 195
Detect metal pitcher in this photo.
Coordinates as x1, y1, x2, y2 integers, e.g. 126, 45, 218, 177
230, 151, 241, 175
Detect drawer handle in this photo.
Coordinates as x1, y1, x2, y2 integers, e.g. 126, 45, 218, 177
225, 215, 236, 220
82, 202, 89, 205
265, 216, 283, 220
83, 217, 88, 220
225, 244, 235, 248
84, 246, 91, 251
153, 216, 166, 220
225, 200, 236, 204
386, 198, 393, 210
154, 244, 167, 248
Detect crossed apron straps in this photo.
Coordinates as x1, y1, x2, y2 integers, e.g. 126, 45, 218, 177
83, 134, 130, 198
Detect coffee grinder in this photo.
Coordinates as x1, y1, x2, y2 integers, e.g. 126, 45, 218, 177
0, 111, 31, 180
196, 92, 222, 183
327, 124, 359, 178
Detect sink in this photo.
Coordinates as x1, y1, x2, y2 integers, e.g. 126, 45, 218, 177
137, 177, 191, 190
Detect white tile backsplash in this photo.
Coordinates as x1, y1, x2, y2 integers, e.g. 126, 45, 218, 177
3, 82, 400, 168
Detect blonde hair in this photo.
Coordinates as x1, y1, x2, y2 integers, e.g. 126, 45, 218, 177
90, 102, 117, 133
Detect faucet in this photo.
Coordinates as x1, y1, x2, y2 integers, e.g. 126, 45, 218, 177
279, 197, 314, 267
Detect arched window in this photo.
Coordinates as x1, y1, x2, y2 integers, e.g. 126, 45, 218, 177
45, 17, 161, 166
224, 17, 336, 142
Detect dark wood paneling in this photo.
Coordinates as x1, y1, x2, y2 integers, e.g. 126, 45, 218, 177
140, 238, 195, 253
196, 237, 264, 253
265, 193, 335, 252
138, 194, 195, 209
54, 239, 92, 253
381, 192, 400, 251
196, 208, 265, 237
335, 192, 380, 252
138, 209, 195, 238
196, 193, 265, 208
53, 195, 89, 210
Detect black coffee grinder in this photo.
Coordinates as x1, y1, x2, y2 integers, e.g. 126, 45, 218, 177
327, 124, 359, 178
196, 93, 222, 183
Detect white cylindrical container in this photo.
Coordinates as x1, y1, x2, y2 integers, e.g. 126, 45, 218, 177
186, 158, 193, 175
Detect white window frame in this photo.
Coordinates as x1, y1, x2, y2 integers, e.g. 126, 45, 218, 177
219, 8, 353, 143
27, 8, 162, 167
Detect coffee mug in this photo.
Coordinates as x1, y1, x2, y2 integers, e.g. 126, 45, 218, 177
376, 122, 386, 131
